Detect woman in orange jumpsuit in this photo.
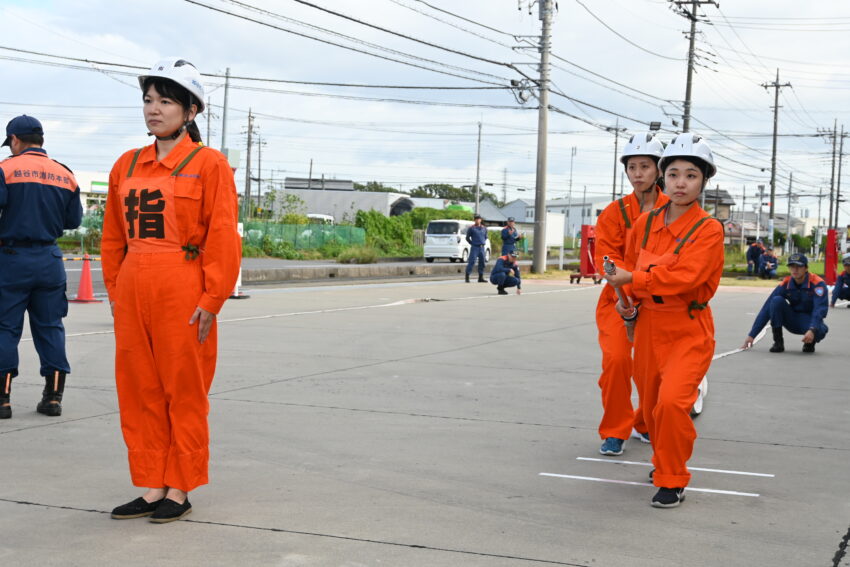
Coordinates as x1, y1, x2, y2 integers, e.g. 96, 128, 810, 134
594, 133, 668, 457
606, 134, 724, 508
101, 58, 241, 523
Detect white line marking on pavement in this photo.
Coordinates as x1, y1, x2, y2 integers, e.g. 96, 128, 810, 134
576, 457, 775, 478
539, 473, 760, 497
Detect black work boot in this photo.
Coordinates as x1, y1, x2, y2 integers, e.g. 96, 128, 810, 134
497, 286, 508, 295
769, 327, 784, 353
478, 275, 486, 283
465, 273, 470, 283
0, 373, 12, 419
36, 371, 65, 417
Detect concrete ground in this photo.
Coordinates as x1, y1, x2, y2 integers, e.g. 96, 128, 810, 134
1, 277, 848, 566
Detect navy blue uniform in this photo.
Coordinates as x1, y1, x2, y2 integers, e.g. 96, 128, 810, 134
746, 243, 763, 276
0, 148, 82, 378
833, 270, 850, 306
748, 273, 829, 342
465, 224, 488, 276
500, 226, 521, 255
489, 255, 521, 289
758, 253, 778, 279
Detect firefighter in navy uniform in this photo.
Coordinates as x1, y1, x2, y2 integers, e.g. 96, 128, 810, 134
489, 250, 522, 295
831, 254, 850, 308
0, 115, 82, 419
743, 253, 828, 353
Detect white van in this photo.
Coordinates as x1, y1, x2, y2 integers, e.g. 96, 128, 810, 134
423, 219, 491, 263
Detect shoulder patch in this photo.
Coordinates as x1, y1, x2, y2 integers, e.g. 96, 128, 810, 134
815, 286, 825, 297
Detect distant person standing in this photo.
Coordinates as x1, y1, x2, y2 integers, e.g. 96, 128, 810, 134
0, 115, 82, 419
489, 250, 522, 295
465, 214, 488, 283
500, 217, 523, 255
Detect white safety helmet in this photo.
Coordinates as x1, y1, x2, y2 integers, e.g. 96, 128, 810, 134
659, 133, 716, 179
138, 57, 205, 113
619, 132, 664, 165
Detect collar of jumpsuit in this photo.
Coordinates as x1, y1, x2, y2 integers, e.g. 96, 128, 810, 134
648, 201, 706, 239
132, 134, 201, 170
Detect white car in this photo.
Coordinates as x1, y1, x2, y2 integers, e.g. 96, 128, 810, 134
423, 219, 491, 263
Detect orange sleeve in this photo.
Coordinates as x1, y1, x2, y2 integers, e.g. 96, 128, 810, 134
101, 151, 133, 302
631, 220, 725, 297
197, 150, 241, 315
594, 202, 627, 272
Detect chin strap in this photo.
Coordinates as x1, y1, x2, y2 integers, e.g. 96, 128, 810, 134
147, 120, 191, 141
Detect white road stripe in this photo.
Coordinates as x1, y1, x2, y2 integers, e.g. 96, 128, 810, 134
539, 473, 760, 498
576, 457, 775, 478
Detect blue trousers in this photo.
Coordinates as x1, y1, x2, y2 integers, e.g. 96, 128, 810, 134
768, 296, 828, 343
760, 268, 777, 279
490, 273, 519, 289
836, 287, 850, 301
501, 244, 516, 256
747, 262, 756, 276
465, 245, 487, 276
0, 246, 70, 377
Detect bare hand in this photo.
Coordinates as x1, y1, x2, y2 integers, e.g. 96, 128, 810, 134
615, 297, 635, 319
741, 336, 755, 349
189, 307, 215, 344
516, 288, 522, 295
606, 266, 633, 288
802, 330, 815, 344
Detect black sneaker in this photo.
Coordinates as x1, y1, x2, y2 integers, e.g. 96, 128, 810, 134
651, 487, 685, 508
149, 498, 192, 523
111, 497, 164, 519
802, 342, 815, 353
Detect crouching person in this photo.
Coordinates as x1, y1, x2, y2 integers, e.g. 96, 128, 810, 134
742, 253, 828, 354
490, 251, 522, 295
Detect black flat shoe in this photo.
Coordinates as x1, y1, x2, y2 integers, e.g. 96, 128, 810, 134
149, 498, 192, 523
111, 497, 164, 519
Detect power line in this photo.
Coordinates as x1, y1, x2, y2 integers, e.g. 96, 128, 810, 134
411, 0, 516, 37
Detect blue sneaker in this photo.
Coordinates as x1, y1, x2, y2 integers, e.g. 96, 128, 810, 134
631, 428, 651, 444
599, 437, 624, 456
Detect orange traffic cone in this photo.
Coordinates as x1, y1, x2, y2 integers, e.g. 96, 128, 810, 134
69, 254, 103, 303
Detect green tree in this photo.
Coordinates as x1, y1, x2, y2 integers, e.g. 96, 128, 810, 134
354, 181, 403, 193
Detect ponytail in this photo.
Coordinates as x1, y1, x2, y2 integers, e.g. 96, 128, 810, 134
186, 120, 202, 143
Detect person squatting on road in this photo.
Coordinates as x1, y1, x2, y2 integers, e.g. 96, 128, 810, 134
606, 134, 725, 508
102, 58, 241, 524
593, 133, 669, 457
489, 250, 522, 295
500, 217, 523, 255
832, 254, 850, 307
0, 115, 82, 419
465, 214, 488, 283
742, 253, 828, 354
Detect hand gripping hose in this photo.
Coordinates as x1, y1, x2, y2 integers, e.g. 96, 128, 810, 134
602, 255, 638, 342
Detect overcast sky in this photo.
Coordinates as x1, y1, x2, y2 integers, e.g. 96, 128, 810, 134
2, 0, 849, 226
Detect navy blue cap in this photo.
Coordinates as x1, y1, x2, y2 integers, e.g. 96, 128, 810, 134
508, 250, 518, 257
787, 253, 808, 267
507, 216, 516, 222
3, 115, 43, 147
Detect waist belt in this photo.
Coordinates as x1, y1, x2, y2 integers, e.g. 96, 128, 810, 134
0, 240, 56, 247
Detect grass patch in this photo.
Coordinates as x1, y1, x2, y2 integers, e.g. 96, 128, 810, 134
337, 245, 379, 264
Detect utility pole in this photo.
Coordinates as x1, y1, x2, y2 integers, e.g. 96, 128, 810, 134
255, 133, 264, 212
740, 185, 746, 249
762, 68, 791, 246
475, 121, 482, 215
610, 117, 620, 200
308, 159, 313, 190
756, 184, 765, 241
835, 125, 845, 230
206, 98, 212, 146
785, 172, 793, 254
243, 109, 254, 219
828, 119, 838, 231
502, 167, 508, 204
670, 1, 719, 132
220, 67, 230, 152
532, 0, 553, 274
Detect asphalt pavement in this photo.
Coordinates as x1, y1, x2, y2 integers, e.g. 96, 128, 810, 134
3, 277, 849, 566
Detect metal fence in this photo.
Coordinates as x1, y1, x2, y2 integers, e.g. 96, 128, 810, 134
243, 222, 366, 250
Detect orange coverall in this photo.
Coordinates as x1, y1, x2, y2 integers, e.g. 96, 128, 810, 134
624, 202, 724, 488
593, 187, 668, 441
102, 135, 241, 492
